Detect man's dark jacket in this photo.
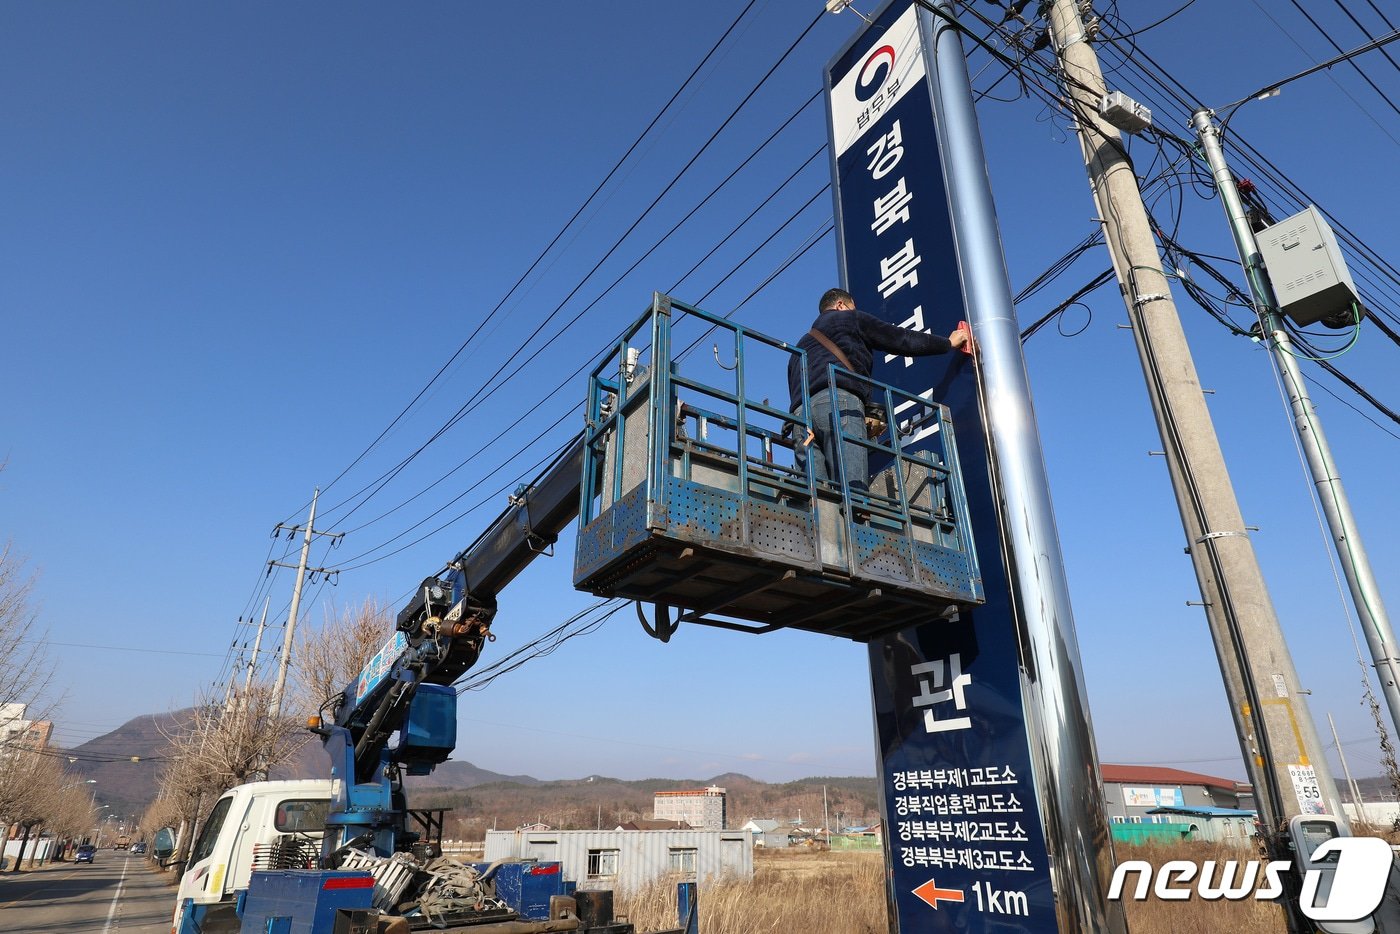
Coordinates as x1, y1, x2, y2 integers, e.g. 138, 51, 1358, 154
787, 308, 952, 409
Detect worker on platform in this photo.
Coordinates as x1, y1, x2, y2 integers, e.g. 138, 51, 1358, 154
787, 288, 968, 494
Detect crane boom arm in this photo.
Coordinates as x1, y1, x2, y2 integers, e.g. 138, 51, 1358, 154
331, 435, 585, 789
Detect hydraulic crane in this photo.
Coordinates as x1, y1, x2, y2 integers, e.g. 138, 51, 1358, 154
178, 293, 984, 934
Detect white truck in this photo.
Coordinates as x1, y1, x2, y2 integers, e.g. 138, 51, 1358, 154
173, 779, 331, 934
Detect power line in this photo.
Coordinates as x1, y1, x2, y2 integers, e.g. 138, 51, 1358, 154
284, 0, 768, 525
310, 10, 828, 533
35, 640, 227, 658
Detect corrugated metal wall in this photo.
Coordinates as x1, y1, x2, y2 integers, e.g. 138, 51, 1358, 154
484, 829, 752, 892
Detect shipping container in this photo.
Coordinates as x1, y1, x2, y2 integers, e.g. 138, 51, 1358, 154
484, 829, 752, 893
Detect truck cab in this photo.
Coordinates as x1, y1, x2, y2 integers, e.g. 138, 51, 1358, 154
173, 779, 331, 934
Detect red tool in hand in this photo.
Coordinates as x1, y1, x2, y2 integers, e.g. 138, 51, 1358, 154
956, 320, 974, 355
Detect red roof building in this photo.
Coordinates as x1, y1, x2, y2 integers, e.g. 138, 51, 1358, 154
1099, 764, 1253, 825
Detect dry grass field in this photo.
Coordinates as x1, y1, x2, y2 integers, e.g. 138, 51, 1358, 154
1115, 841, 1287, 934
616, 847, 886, 933
608, 841, 1293, 934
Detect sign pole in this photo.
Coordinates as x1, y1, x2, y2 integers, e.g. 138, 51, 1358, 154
923, 2, 1125, 928
824, 1, 1124, 929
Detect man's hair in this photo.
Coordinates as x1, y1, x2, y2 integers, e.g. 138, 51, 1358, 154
819, 288, 855, 312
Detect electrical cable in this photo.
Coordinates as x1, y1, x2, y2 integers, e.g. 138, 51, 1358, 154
313, 12, 828, 532
209, 12, 849, 668
1104, 0, 1200, 40
1225, 9, 1400, 120
1094, 17, 1400, 315
454, 599, 625, 694
1019, 269, 1115, 341
279, 0, 768, 524
1323, 0, 1400, 80
318, 165, 836, 572
330, 428, 582, 572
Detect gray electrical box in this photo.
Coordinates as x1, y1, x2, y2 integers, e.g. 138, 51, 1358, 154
1257, 204, 1361, 327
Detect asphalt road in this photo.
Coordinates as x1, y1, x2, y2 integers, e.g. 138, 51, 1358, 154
0, 850, 175, 933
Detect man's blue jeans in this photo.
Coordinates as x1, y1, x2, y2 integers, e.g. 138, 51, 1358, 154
795, 387, 868, 494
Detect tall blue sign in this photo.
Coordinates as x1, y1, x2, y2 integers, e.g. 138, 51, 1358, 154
825, 2, 1058, 930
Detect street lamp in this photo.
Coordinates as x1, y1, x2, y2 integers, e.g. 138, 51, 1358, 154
59, 779, 97, 790
94, 806, 111, 848
53, 780, 97, 859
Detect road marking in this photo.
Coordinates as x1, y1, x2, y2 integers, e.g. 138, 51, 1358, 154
102, 854, 129, 933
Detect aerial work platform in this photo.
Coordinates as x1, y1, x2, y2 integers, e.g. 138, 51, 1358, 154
573, 294, 983, 640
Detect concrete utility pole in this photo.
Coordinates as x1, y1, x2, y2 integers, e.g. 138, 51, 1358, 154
242, 596, 271, 699
1330, 712, 1367, 819
1192, 109, 1400, 742
268, 490, 341, 720
1046, 0, 1345, 856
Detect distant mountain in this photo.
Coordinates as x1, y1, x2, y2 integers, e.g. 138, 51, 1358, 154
409, 771, 881, 839
58, 712, 1400, 840
410, 760, 541, 788
64, 710, 187, 818
56, 710, 877, 833
1343, 774, 1400, 803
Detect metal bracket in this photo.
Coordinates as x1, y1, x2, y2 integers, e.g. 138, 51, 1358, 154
1196, 529, 1250, 543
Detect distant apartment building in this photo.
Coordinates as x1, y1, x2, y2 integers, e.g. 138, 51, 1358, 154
653, 785, 727, 830
0, 703, 52, 754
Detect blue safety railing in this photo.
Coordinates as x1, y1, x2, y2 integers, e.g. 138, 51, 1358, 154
574, 293, 982, 638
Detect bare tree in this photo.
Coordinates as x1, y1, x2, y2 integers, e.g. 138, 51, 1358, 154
153, 685, 312, 866
1, 539, 55, 716
148, 594, 396, 866
0, 747, 51, 837
289, 596, 394, 718
47, 781, 97, 847
161, 686, 309, 801
0, 751, 94, 869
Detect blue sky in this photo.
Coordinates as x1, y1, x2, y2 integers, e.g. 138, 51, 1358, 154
2, 0, 1397, 787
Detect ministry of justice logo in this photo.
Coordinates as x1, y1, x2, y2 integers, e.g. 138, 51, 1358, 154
855, 44, 895, 101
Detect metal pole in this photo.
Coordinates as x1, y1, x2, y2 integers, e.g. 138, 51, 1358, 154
1192, 109, 1400, 741
1330, 712, 1367, 821
923, 3, 1125, 929
270, 490, 318, 720
823, 785, 830, 847
677, 881, 698, 934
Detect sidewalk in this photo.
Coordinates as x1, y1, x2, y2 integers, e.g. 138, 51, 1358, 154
1, 855, 87, 874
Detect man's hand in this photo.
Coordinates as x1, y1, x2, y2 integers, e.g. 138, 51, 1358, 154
949, 327, 970, 350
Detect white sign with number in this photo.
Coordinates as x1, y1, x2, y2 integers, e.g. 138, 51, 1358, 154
1288, 764, 1326, 815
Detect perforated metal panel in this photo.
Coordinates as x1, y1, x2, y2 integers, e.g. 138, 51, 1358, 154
573, 295, 985, 639
853, 526, 915, 584
749, 501, 817, 564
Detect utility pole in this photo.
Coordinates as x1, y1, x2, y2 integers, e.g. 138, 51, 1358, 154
1330, 712, 1367, 821
822, 785, 830, 848
1047, 0, 1345, 873
242, 596, 271, 700
268, 490, 341, 720
1192, 109, 1400, 741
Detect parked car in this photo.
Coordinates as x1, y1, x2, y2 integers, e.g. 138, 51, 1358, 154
130, 841, 147, 855
74, 845, 97, 864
